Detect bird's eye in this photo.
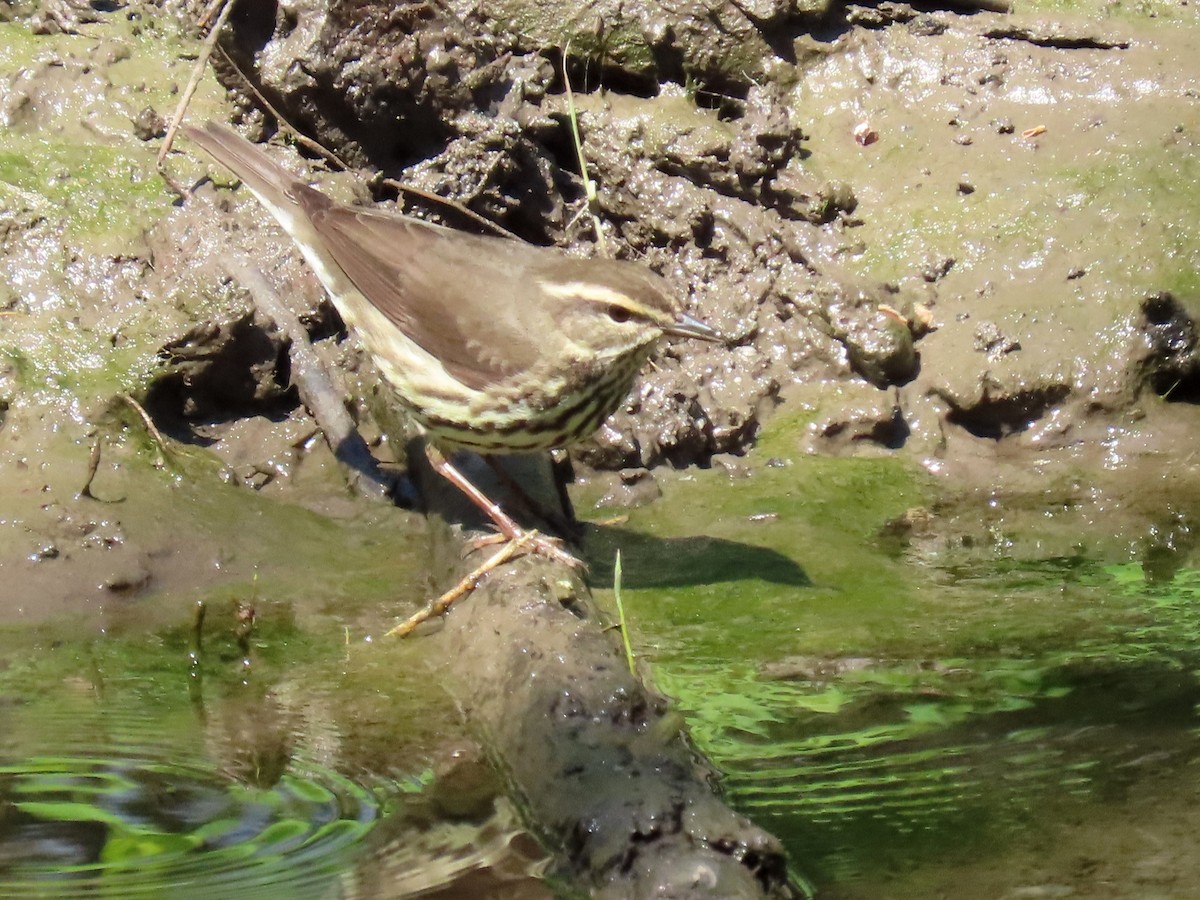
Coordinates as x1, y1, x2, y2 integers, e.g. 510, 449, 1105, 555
607, 306, 632, 324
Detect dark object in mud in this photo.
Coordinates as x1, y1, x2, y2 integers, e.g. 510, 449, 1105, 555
940, 383, 1071, 440
150, 313, 296, 426
983, 22, 1131, 50
131, 105, 166, 141
1140, 291, 1200, 403
186, 122, 720, 563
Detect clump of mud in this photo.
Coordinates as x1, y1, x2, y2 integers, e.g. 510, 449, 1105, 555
181, 0, 1200, 493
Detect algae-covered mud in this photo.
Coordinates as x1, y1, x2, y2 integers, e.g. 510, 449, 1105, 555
1, 0, 1199, 895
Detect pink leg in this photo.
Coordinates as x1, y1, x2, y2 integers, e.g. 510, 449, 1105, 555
424, 445, 583, 569
387, 529, 538, 637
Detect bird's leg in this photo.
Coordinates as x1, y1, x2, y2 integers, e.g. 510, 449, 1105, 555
483, 456, 583, 541
424, 445, 584, 569
392, 446, 583, 637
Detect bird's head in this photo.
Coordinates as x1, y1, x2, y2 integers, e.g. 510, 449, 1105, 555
537, 258, 721, 362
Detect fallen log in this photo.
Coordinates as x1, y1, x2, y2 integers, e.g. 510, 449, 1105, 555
407, 447, 797, 898
232, 262, 797, 896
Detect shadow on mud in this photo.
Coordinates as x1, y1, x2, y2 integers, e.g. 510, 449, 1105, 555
583, 524, 811, 590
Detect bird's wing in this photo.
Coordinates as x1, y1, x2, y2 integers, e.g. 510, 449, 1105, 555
306, 203, 546, 391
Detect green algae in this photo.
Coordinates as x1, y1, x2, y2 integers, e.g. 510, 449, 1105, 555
0, 139, 167, 243
1061, 148, 1200, 301
584, 452, 929, 661
0, 11, 228, 410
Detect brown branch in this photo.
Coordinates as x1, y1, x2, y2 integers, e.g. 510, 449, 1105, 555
221, 257, 397, 502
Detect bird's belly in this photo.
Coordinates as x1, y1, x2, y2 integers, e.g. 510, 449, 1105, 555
410, 372, 636, 453
344, 301, 644, 454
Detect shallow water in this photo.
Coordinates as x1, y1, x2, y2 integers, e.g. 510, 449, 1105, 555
4, 443, 1200, 897
583, 453, 1200, 897
0, 571, 552, 898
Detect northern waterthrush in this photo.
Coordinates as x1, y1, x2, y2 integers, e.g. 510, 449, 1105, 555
186, 122, 718, 562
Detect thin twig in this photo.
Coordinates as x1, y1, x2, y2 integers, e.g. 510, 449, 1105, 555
222, 256, 397, 501
197, 0, 225, 28
82, 394, 167, 500
80, 434, 104, 500
561, 42, 608, 258
212, 46, 519, 241
380, 177, 522, 241
387, 529, 539, 638
158, 0, 233, 166
118, 392, 170, 463
213, 46, 352, 170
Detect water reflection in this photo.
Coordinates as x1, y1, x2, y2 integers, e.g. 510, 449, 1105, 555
0, 706, 382, 898
702, 659, 1200, 884
650, 558, 1200, 896
0, 614, 554, 899
600, 460, 1200, 896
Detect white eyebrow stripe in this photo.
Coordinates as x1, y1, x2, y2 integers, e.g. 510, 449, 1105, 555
538, 280, 639, 308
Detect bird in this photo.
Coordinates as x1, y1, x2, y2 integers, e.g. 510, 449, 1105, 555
185, 122, 719, 584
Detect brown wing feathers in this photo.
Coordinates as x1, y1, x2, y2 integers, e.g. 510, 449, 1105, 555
307, 206, 542, 390
188, 122, 543, 391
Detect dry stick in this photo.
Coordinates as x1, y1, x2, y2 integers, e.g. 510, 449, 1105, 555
386, 529, 539, 638
158, 0, 233, 168
379, 177, 521, 241
118, 392, 170, 460
222, 257, 395, 501
196, 0, 227, 30
81, 392, 166, 501
212, 46, 352, 170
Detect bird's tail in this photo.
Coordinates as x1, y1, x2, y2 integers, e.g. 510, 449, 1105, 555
184, 121, 333, 251
185, 122, 331, 218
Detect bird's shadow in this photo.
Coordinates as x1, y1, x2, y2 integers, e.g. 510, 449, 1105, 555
580, 523, 810, 591
400, 440, 810, 592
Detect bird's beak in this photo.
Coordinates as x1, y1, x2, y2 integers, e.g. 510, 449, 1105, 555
664, 312, 724, 343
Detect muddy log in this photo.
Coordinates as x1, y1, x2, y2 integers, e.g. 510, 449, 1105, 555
405, 447, 796, 898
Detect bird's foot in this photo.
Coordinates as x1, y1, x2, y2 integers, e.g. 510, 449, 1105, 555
388, 527, 585, 638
